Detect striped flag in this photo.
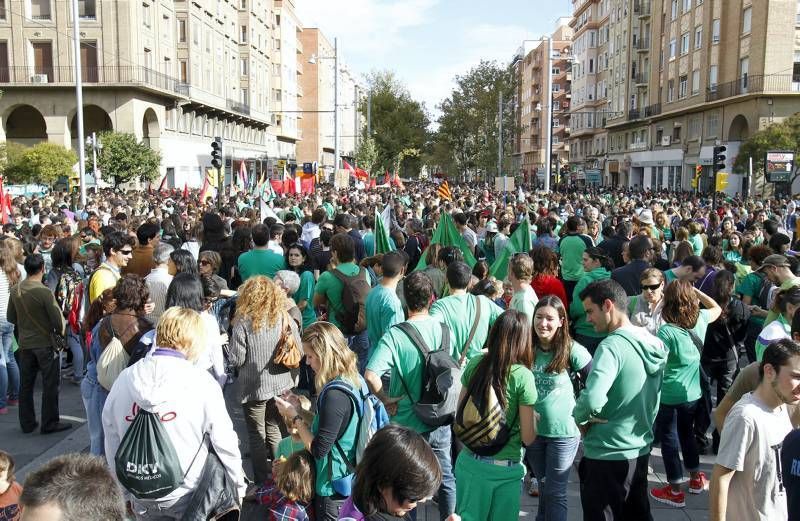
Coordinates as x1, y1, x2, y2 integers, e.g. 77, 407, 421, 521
437, 180, 452, 201
374, 207, 394, 254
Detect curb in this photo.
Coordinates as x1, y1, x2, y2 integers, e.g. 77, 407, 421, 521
15, 423, 91, 482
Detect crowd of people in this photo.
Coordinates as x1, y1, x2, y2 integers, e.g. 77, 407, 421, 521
0, 181, 799, 521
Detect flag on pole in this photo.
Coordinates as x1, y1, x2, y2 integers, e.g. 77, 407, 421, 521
343, 160, 356, 177
489, 218, 532, 281
182, 182, 189, 200
158, 174, 168, 194
374, 206, 394, 254
0, 177, 9, 225
238, 160, 249, 189
437, 180, 452, 201
415, 213, 477, 271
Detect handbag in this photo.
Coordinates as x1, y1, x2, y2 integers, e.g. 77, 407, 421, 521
97, 318, 131, 391
272, 312, 302, 369
16, 287, 67, 352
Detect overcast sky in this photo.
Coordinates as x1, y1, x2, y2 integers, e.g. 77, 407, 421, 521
295, 0, 572, 122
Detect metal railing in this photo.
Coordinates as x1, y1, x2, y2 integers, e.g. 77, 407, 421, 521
0, 65, 187, 95
643, 103, 661, 117
227, 99, 251, 115
633, 1, 651, 16
633, 73, 649, 85
706, 74, 800, 102
627, 109, 640, 121
636, 38, 650, 51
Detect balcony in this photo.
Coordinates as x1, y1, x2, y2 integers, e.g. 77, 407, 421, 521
634, 1, 651, 17
0, 65, 189, 96
227, 99, 251, 115
636, 38, 650, 52
627, 109, 641, 121
706, 74, 800, 102
643, 103, 661, 117
634, 74, 649, 86
296, 39, 303, 54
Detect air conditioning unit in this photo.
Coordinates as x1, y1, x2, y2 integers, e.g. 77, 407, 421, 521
30, 74, 48, 83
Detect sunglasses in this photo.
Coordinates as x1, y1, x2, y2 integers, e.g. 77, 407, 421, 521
199, 259, 211, 266
119, 249, 133, 255
641, 283, 662, 291
322, 227, 334, 232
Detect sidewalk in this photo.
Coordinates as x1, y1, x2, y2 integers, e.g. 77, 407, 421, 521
1, 377, 713, 520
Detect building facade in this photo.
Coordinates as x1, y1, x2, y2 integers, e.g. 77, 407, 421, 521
271, 0, 301, 166
0, 0, 280, 188
296, 27, 335, 175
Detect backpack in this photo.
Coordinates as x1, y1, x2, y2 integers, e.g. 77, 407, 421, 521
96, 318, 130, 391
53, 269, 84, 334
754, 272, 774, 309
317, 377, 389, 496
393, 321, 461, 427
331, 267, 370, 335
114, 406, 203, 500
454, 372, 516, 457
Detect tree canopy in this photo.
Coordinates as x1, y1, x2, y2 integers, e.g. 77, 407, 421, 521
92, 131, 161, 187
1, 142, 76, 185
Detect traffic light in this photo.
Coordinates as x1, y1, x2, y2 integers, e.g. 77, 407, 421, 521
210, 137, 223, 170
715, 172, 729, 191
713, 145, 727, 172
692, 164, 702, 188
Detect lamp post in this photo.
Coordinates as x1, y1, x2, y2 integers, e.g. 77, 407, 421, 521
70, 0, 87, 206
309, 38, 339, 182
86, 132, 103, 186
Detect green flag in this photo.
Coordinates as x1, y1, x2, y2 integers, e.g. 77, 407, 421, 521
415, 213, 477, 271
489, 218, 532, 281
374, 208, 394, 254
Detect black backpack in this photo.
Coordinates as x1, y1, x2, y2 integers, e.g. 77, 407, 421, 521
331, 267, 370, 334
393, 321, 461, 427
754, 272, 774, 309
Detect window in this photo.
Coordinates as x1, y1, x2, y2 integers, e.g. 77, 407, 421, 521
694, 26, 702, 49
689, 116, 701, 140
679, 74, 688, 98
240, 25, 247, 43
178, 19, 186, 42
681, 32, 689, 54
669, 38, 676, 58
691, 69, 700, 94
273, 89, 281, 102
179, 60, 187, 83
192, 22, 199, 45
712, 19, 720, 43
142, 2, 150, 28
667, 79, 675, 101
709, 65, 718, 90
552, 83, 561, 92
740, 57, 749, 90
240, 0, 246, 7
553, 101, 560, 110
671, 0, 678, 19
656, 128, 663, 144
683, 0, 691, 11
742, 7, 752, 34
30, 0, 51, 20
672, 125, 681, 141
78, 0, 95, 18
552, 67, 560, 75
0, 1, 5, 20
707, 111, 720, 136
240, 58, 247, 75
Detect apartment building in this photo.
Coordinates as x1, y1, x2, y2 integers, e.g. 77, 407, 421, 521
271, 0, 301, 165
604, 0, 800, 193
296, 27, 335, 174
0, 0, 279, 188
512, 19, 573, 186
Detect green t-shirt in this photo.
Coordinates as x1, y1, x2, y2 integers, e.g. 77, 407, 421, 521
664, 269, 678, 284
237, 249, 287, 281
755, 314, 791, 361
736, 272, 769, 328
461, 355, 538, 462
559, 234, 592, 282
657, 309, 712, 405
764, 277, 800, 326
314, 263, 369, 329
366, 316, 451, 434
688, 234, 704, 256
430, 293, 503, 362
293, 271, 317, 329
365, 285, 405, 347
276, 435, 305, 460
569, 268, 611, 338
532, 341, 592, 438
312, 379, 359, 496
510, 286, 538, 326
362, 231, 375, 257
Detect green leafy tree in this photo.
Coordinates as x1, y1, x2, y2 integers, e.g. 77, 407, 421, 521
432, 60, 517, 181
94, 131, 161, 187
359, 71, 429, 177
1, 142, 76, 185
0, 142, 32, 184
354, 136, 379, 176
734, 114, 800, 185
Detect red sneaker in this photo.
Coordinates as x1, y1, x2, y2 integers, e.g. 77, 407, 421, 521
688, 472, 709, 494
650, 485, 685, 507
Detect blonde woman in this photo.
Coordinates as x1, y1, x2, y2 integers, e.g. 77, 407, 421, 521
0, 240, 21, 414
276, 321, 363, 521
102, 307, 246, 519
228, 275, 300, 484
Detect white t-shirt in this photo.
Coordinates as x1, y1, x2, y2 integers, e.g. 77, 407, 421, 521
716, 392, 792, 521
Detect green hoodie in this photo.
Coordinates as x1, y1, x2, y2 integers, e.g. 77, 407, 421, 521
573, 327, 667, 460
569, 267, 611, 338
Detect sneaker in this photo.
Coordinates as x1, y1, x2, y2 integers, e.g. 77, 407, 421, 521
0, 407, 8, 415
6, 399, 18, 406
528, 477, 540, 497
650, 485, 685, 507
688, 472, 709, 494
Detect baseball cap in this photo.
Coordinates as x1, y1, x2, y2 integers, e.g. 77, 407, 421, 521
756, 254, 791, 271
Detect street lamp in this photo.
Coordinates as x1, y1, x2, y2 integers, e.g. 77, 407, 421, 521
309, 37, 339, 181
86, 132, 103, 186
70, 0, 87, 206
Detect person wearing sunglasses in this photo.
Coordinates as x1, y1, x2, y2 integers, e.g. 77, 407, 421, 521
628, 268, 666, 337
87, 232, 135, 304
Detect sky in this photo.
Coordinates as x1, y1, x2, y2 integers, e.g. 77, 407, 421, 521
295, 0, 573, 122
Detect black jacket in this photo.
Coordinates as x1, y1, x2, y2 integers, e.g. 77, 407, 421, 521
702, 298, 750, 363
611, 259, 650, 296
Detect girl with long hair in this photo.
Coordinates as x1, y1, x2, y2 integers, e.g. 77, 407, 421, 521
529, 246, 568, 306
0, 240, 21, 415
454, 309, 537, 521
650, 280, 720, 507
568, 247, 613, 354
284, 243, 316, 329
722, 232, 744, 263
526, 296, 592, 520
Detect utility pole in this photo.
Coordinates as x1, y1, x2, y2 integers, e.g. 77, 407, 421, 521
498, 91, 503, 181
333, 37, 339, 181
71, 0, 87, 206
544, 37, 553, 193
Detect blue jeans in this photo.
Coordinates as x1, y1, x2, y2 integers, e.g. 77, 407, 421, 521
412, 425, 456, 521
0, 322, 19, 409
346, 330, 370, 374
81, 376, 108, 455
654, 400, 700, 484
526, 436, 580, 521
64, 330, 84, 382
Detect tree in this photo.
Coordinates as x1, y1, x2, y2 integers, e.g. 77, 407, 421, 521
359, 71, 429, 177
1, 142, 76, 185
354, 136, 379, 176
431, 61, 517, 181
94, 131, 161, 187
734, 114, 800, 193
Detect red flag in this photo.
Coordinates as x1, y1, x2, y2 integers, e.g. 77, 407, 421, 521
183, 182, 189, 200
158, 174, 168, 194
368, 178, 376, 189
0, 177, 8, 225
355, 167, 369, 180
270, 180, 284, 195
384, 171, 390, 185
301, 176, 315, 194
343, 160, 355, 176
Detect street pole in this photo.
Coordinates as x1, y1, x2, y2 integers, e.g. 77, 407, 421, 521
367, 91, 372, 136
333, 37, 339, 182
91, 132, 97, 182
71, 0, 87, 207
748, 156, 753, 201
498, 91, 503, 181
544, 37, 553, 193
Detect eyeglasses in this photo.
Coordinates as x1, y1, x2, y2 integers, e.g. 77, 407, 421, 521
641, 283, 662, 291
199, 260, 211, 266
119, 249, 133, 256
322, 227, 334, 232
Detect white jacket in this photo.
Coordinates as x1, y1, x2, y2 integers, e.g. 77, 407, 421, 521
102, 350, 246, 504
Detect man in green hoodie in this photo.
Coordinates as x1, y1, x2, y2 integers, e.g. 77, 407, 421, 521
573, 279, 667, 521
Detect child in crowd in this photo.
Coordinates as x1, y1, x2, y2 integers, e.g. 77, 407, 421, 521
0, 450, 21, 521
253, 450, 315, 521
